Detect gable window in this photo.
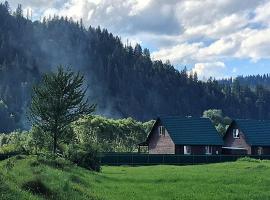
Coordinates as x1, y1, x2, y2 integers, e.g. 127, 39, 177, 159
184, 145, 191, 155
159, 126, 165, 136
233, 129, 240, 139
205, 146, 212, 155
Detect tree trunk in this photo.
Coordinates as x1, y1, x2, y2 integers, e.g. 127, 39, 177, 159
53, 131, 57, 154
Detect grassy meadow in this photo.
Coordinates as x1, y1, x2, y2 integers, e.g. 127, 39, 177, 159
0, 156, 270, 200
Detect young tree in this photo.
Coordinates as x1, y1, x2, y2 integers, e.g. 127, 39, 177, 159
203, 109, 232, 135
30, 66, 95, 154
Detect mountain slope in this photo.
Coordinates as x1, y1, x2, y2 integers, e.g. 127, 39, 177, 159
1, 2, 270, 132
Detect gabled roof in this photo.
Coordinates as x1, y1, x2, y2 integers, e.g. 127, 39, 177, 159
145, 116, 223, 145
233, 119, 270, 146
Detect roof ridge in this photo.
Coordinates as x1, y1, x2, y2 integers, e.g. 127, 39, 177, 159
159, 116, 223, 145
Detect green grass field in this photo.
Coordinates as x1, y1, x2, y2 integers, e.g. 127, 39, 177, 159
1, 156, 270, 200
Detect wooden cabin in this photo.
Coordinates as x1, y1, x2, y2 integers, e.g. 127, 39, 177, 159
223, 119, 270, 155
139, 116, 223, 155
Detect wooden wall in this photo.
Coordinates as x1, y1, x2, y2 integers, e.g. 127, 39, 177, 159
223, 122, 251, 154
175, 145, 222, 155
148, 121, 175, 154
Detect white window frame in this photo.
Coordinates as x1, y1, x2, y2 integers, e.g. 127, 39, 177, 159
184, 145, 191, 155
205, 146, 212, 155
233, 129, 240, 139
159, 126, 165, 136
258, 147, 263, 155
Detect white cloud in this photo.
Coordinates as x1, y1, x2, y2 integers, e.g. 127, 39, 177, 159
237, 28, 270, 61
253, 1, 270, 26
192, 62, 227, 79
151, 42, 203, 64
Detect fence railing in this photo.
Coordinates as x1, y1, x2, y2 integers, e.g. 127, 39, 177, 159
98, 153, 270, 166
0, 153, 20, 161
1, 152, 269, 166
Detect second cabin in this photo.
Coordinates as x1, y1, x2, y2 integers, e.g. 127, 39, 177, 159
223, 119, 270, 155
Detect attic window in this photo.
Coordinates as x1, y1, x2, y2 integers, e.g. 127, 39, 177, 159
233, 129, 240, 139
159, 126, 165, 136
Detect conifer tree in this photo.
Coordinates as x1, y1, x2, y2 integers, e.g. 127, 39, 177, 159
30, 66, 95, 154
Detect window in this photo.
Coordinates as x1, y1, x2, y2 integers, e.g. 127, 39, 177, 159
258, 147, 263, 155
205, 146, 212, 155
159, 126, 165, 136
184, 146, 191, 155
233, 129, 240, 139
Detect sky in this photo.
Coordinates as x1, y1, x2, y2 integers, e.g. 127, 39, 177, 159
8, 0, 270, 79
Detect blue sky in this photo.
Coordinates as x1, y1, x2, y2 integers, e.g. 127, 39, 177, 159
9, 0, 270, 79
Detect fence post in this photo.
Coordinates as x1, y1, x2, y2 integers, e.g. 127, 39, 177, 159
163, 154, 164, 164
131, 154, 134, 166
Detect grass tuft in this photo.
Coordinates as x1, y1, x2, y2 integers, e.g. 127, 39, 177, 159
70, 175, 83, 184
37, 156, 71, 170
237, 157, 261, 162
5, 159, 15, 170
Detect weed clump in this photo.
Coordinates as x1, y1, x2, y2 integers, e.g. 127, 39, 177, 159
238, 157, 261, 163
70, 175, 82, 184
5, 159, 15, 170
37, 155, 71, 170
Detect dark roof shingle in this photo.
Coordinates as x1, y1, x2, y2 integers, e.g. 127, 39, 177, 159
159, 116, 223, 145
235, 119, 270, 146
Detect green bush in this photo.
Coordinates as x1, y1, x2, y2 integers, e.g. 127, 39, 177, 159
0, 144, 20, 154
0, 131, 34, 155
37, 154, 72, 170
66, 143, 101, 172
238, 157, 261, 163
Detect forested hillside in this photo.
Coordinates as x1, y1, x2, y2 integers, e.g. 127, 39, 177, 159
220, 74, 270, 90
1, 2, 270, 132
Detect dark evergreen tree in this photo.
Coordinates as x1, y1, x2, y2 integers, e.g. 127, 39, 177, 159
30, 66, 95, 154
15, 4, 23, 18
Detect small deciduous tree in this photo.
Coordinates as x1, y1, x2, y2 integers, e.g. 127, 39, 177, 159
29, 66, 95, 154
203, 109, 232, 135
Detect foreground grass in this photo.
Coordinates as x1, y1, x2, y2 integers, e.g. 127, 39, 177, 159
1, 156, 270, 200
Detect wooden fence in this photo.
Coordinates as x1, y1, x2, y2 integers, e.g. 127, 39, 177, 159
99, 153, 270, 166
0, 153, 19, 161
1, 152, 269, 166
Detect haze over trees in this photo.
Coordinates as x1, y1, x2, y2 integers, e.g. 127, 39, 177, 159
1, 2, 270, 133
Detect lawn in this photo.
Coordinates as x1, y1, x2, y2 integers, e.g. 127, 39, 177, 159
0, 156, 270, 200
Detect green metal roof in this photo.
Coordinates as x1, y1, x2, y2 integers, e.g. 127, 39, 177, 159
235, 119, 270, 146
159, 116, 223, 145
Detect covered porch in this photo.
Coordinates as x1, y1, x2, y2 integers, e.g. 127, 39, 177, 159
222, 147, 248, 155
